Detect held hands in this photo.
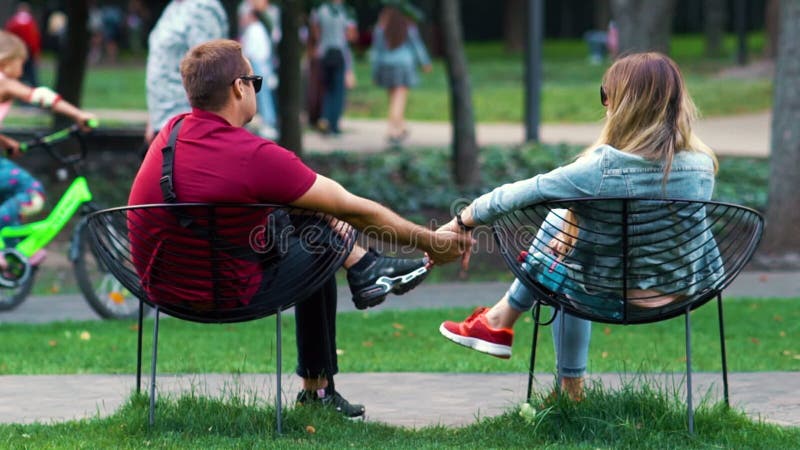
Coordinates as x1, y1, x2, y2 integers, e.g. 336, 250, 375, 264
436, 218, 474, 270
427, 227, 474, 267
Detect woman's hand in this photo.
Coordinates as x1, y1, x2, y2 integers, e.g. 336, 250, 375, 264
436, 218, 474, 270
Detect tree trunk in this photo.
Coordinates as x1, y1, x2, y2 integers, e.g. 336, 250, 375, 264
504, 0, 525, 51
277, 0, 303, 156
220, 0, 238, 38
593, 0, 611, 30
609, 0, 677, 54
761, 0, 800, 267
703, 0, 726, 57
54, 0, 89, 129
764, 0, 780, 59
440, 0, 479, 187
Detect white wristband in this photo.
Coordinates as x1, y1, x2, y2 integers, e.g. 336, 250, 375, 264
28, 87, 62, 109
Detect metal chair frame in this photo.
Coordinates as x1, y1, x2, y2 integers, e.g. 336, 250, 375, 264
86, 203, 356, 434
491, 197, 764, 433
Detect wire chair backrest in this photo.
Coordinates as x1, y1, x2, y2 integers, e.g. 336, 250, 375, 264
86, 203, 356, 323
492, 198, 764, 324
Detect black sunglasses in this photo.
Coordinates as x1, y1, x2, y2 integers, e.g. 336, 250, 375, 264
600, 85, 608, 107
234, 75, 263, 94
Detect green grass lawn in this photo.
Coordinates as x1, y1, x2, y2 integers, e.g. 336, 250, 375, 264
0, 382, 797, 449
25, 33, 772, 125
1, 299, 797, 375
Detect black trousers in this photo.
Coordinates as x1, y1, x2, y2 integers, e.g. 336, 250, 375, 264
294, 275, 338, 379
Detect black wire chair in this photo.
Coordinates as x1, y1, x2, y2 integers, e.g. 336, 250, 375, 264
85, 203, 357, 433
491, 198, 764, 433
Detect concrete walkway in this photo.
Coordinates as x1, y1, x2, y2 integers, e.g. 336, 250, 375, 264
0, 271, 798, 428
10, 106, 771, 158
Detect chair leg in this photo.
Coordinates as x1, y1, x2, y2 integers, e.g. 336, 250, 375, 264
526, 301, 542, 402
149, 306, 160, 427
717, 293, 730, 407
685, 308, 694, 434
136, 299, 144, 394
556, 307, 565, 399
275, 309, 283, 435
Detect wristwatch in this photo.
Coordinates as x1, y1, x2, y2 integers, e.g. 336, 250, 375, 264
456, 211, 475, 231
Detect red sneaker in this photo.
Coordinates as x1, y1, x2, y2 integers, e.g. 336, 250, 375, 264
439, 307, 514, 359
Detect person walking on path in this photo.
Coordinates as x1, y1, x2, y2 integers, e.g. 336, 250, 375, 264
4, 2, 41, 87
309, 0, 357, 135
238, 0, 278, 139
144, 0, 228, 144
370, 4, 431, 145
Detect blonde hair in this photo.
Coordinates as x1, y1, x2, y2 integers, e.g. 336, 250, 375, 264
0, 31, 28, 66
594, 52, 717, 175
553, 53, 717, 257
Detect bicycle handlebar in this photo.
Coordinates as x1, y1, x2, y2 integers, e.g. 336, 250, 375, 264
9, 119, 99, 164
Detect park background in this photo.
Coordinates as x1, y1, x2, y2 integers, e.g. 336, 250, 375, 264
0, 1, 799, 448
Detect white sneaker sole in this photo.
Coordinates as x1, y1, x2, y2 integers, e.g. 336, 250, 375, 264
438, 323, 512, 359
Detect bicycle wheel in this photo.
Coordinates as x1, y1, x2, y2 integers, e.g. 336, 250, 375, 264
0, 267, 36, 311
74, 220, 143, 320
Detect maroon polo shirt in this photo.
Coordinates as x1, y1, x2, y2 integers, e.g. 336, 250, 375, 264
128, 109, 317, 307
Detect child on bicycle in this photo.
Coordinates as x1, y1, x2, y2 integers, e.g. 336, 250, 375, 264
0, 31, 95, 234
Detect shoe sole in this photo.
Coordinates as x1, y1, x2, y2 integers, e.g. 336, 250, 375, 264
438, 323, 512, 359
353, 265, 430, 310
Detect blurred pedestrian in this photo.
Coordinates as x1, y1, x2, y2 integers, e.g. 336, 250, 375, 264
239, 0, 278, 139
4, 2, 41, 86
370, 4, 431, 145
309, 0, 357, 135
144, 0, 228, 144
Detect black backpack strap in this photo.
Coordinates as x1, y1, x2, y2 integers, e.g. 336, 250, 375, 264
159, 118, 194, 227
160, 118, 183, 204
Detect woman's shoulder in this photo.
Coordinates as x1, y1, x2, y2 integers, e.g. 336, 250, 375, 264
671, 149, 716, 171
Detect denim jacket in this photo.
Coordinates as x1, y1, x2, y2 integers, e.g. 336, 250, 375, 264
471, 145, 722, 297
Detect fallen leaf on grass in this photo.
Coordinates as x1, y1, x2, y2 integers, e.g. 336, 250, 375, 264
48, 340, 57, 347
750, 337, 760, 345
362, 341, 374, 347
305, 425, 316, 434
80, 331, 91, 341
392, 323, 405, 330
603, 327, 611, 335
601, 351, 609, 359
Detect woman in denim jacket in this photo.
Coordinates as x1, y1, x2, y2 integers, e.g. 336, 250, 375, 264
438, 52, 718, 401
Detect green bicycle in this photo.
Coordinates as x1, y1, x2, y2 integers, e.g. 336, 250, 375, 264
0, 121, 139, 319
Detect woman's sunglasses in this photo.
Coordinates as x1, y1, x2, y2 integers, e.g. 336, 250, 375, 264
234, 75, 263, 94
600, 85, 608, 107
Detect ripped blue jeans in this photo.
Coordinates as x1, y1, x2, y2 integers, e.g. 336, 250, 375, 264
505, 210, 591, 379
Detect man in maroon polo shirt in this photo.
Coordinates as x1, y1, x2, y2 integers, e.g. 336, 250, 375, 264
129, 39, 469, 417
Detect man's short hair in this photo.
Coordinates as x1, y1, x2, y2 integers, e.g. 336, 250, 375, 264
180, 39, 250, 111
